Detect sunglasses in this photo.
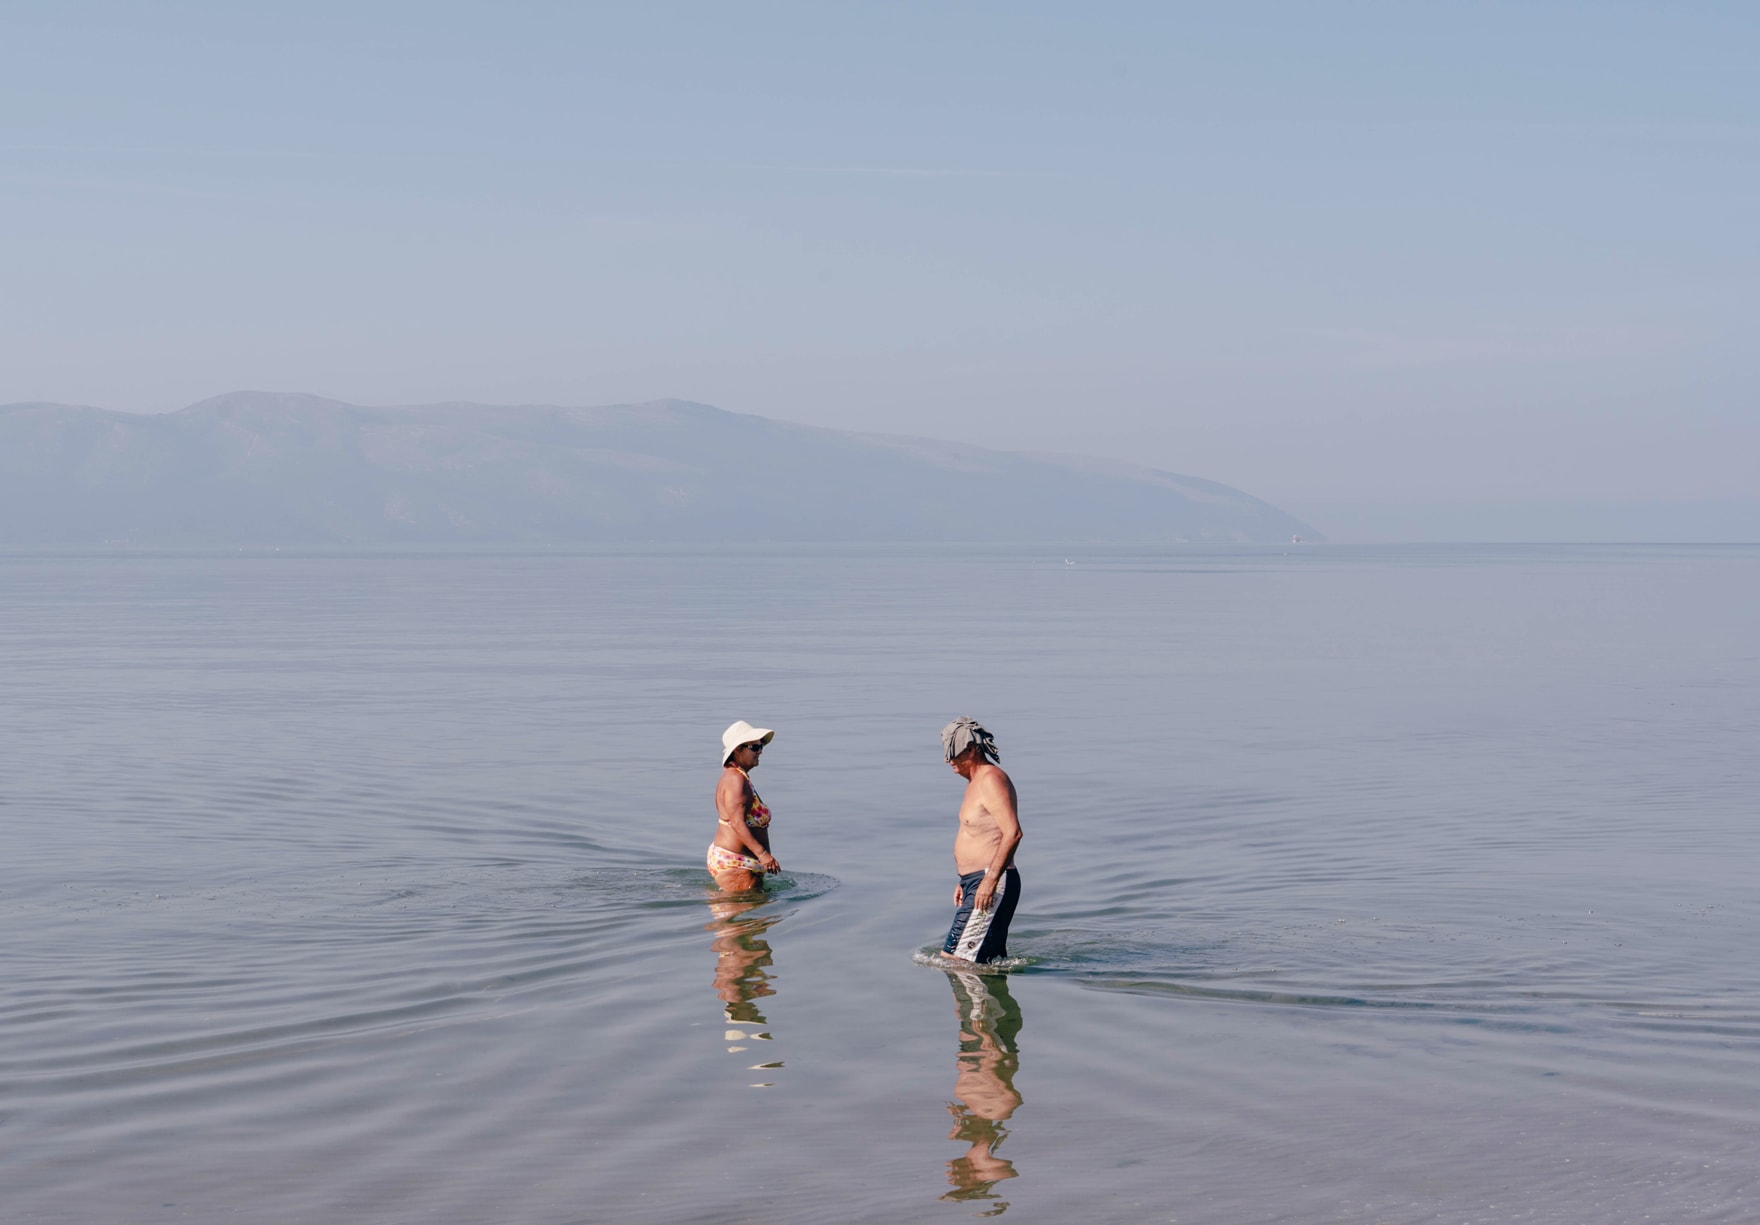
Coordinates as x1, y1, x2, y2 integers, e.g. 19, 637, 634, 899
741, 742, 766, 754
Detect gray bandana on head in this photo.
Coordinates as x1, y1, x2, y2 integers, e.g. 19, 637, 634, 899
941, 717, 1000, 763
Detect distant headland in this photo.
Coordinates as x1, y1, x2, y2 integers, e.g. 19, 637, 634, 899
0, 392, 1322, 546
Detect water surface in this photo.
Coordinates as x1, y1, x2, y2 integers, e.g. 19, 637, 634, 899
3, 544, 1758, 1223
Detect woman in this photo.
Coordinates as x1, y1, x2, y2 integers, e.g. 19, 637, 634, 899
708, 720, 779, 891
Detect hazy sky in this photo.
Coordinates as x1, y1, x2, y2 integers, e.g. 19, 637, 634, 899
4, 2, 1756, 536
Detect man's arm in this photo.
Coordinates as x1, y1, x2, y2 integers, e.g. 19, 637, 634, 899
971, 768, 1022, 912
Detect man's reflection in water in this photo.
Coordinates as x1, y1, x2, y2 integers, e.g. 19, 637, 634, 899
705, 896, 782, 1087
941, 970, 1024, 1215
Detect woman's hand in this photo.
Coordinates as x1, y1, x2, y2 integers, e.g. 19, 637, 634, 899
953, 883, 964, 906
759, 850, 780, 873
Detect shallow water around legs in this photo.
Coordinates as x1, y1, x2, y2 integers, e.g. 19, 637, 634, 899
3, 544, 1759, 1223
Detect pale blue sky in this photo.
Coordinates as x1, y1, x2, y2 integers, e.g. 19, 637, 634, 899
4, 2, 1756, 537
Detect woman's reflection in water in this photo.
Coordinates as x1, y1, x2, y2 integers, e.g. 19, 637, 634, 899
705, 895, 783, 1087
941, 970, 1024, 1215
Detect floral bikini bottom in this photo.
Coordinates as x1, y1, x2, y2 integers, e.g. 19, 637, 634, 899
707, 844, 765, 877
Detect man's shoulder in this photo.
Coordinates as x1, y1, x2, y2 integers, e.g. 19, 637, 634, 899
973, 762, 1013, 786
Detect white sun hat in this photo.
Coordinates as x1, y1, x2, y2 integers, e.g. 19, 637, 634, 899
721, 720, 775, 766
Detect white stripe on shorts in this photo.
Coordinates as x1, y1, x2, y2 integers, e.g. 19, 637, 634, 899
953, 871, 1009, 962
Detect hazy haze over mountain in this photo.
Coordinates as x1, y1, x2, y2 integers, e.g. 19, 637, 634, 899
4, 6, 1755, 541
0, 392, 1318, 546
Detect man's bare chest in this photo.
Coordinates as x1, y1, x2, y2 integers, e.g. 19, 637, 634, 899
956, 796, 997, 833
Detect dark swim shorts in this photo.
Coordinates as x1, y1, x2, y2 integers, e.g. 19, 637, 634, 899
942, 867, 1021, 964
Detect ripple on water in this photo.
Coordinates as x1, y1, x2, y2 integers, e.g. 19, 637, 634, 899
910, 948, 1033, 975
0, 860, 838, 1104
925, 909, 1760, 1049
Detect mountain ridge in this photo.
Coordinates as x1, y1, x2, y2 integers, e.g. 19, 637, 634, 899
0, 392, 1322, 545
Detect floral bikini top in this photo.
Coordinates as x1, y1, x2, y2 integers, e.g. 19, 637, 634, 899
720, 767, 771, 829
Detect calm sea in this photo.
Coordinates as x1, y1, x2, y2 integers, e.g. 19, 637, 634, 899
3, 544, 1758, 1224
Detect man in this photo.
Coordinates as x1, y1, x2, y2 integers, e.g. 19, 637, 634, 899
940, 717, 1023, 964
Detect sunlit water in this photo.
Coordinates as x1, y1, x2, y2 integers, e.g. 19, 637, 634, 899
3, 543, 1758, 1224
